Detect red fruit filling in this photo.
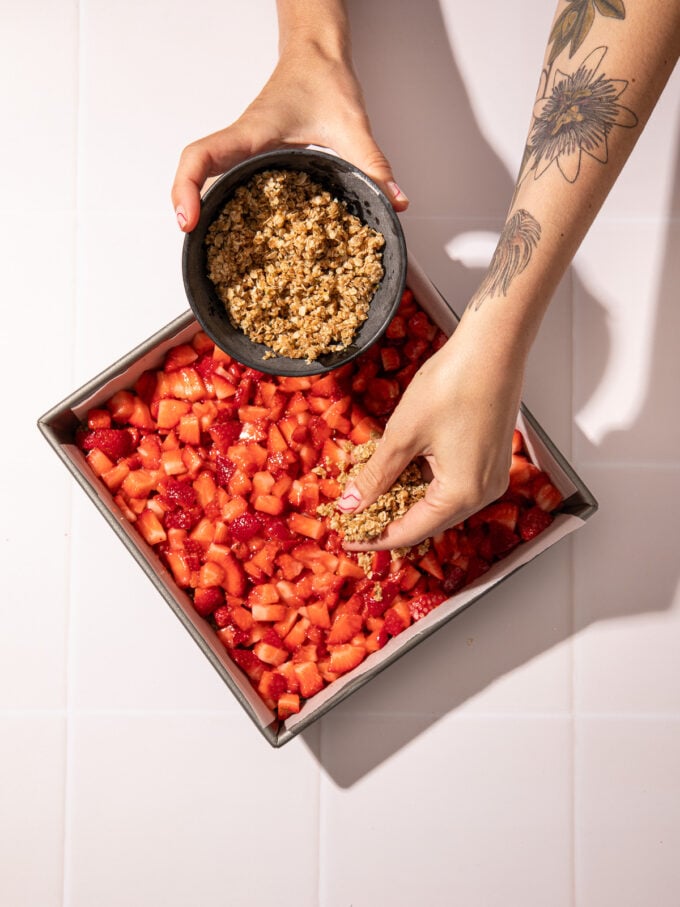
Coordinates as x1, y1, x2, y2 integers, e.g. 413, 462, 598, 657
76, 287, 563, 718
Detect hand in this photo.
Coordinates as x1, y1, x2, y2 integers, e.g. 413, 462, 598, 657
339, 312, 526, 550
171, 29, 408, 231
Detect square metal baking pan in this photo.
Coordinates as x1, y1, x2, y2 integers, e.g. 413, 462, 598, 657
38, 256, 597, 747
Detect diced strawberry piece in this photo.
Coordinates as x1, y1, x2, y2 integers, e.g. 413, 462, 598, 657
86, 408, 112, 430
76, 428, 135, 461
351, 360, 379, 393
230, 512, 263, 542
327, 612, 363, 645
107, 390, 136, 423
385, 314, 406, 339
287, 513, 326, 541
136, 509, 167, 546
380, 347, 401, 372
468, 501, 519, 531
488, 523, 521, 558
253, 494, 285, 516
193, 586, 224, 617
442, 563, 467, 595
254, 639, 289, 667
518, 505, 554, 541
229, 648, 266, 682
283, 618, 309, 652
208, 420, 241, 450
258, 670, 288, 704
127, 396, 154, 430
403, 337, 430, 362
364, 378, 401, 416
409, 591, 446, 621
368, 550, 390, 580
251, 601, 289, 622
383, 608, 406, 637
86, 448, 114, 476
292, 661, 324, 699
303, 601, 331, 629
163, 343, 198, 371
134, 370, 158, 406
365, 625, 389, 653
277, 692, 301, 719
534, 481, 563, 513
328, 643, 366, 675
407, 310, 437, 341
336, 554, 366, 579
509, 454, 540, 488
307, 415, 332, 450
121, 468, 158, 500
418, 549, 444, 580
466, 555, 491, 582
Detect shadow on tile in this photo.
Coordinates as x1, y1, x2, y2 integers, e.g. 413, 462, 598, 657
574, 154, 680, 463
296, 0, 680, 788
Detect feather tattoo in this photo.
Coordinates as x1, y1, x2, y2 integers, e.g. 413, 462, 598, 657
471, 209, 541, 310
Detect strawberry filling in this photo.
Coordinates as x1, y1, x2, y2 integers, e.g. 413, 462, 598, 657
76, 287, 562, 719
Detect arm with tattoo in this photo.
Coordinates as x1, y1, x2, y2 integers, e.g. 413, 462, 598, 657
340, 0, 680, 550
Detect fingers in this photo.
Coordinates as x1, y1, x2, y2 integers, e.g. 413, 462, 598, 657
171, 124, 261, 232
344, 480, 460, 552
332, 129, 409, 212
336, 430, 415, 515
171, 142, 214, 233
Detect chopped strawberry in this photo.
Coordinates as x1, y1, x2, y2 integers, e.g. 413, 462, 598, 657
409, 591, 446, 621
518, 506, 554, 541
488, 523, 521, 558
328, 644, 366, 675
208, 420, 241, 450
76, 428, 135, 461
230, 512, 263, 542
441, 563, 467, 595
193, 586, 224, 618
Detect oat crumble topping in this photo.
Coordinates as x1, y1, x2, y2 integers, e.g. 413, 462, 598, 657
204, 169, 385, 362
318, 440, 430, 573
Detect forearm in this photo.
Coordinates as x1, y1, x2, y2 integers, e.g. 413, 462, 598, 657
276, 0, 350, 59
460, 0, 680, 356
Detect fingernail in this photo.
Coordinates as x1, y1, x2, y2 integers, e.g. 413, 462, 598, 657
337, 483, 361, 513
387, 181, 409, 204
176, 206, 188, 230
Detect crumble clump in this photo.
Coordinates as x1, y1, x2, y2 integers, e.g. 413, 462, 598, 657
204, 169, 385, 362
318, 440, 430, 568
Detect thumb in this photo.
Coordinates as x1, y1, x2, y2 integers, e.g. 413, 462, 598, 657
171, 123, 259, 233
337, 433, 414, 515
171, 141, 213, 233
335, 130, 409, 212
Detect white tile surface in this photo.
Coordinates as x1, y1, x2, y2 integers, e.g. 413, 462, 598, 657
574, 465, 680, 714
66, 715, 320, 907
575, 717, 680, 907
318, 714, 573, 907
3, 0, 680, 904
573, 221, 680, 463
0, 716, 65, 907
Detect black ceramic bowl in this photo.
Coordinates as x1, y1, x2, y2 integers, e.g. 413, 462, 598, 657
182, 148, 407, 377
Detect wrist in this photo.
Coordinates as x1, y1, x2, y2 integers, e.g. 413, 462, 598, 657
277, 0, 350, 62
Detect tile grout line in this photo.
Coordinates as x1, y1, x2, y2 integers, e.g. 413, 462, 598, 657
317, 719, 325, 907
61, 2, 84, 905
569, 262, 580, 907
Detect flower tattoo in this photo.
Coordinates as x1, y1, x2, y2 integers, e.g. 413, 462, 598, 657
471, 209, 541, 310
522, 46, 638, 183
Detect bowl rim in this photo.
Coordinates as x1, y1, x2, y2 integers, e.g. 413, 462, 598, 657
181, 147, 408, 377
